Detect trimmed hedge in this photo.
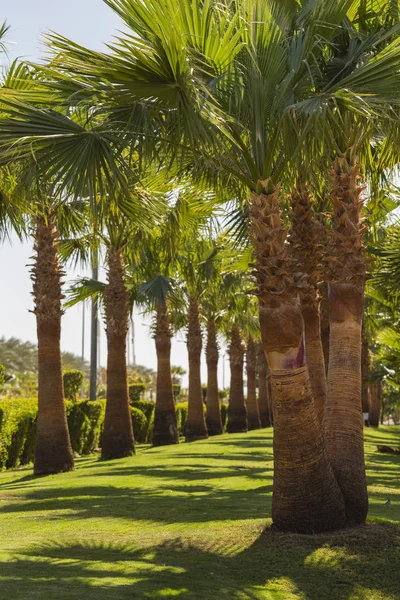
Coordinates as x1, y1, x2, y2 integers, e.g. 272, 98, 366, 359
0, 398, 37, 470
130, 406, 148, 443
0, 365, 5, 386
63, 370, 84, 402
130, 400, 155, 422
129, 383, 147, 402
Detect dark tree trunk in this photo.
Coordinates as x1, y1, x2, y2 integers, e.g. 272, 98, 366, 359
257, 343, 272, 428
227, 328, 247, 433
102, 249, 135, 460
324, 156, 368, 526
246, 336, 261, 430
206, 318, 223, 436
153, 302, 179, 446
250, 185, 346, 534
33, 215, 74, 475
369, 381, 383, 428
186, 299, 208, 442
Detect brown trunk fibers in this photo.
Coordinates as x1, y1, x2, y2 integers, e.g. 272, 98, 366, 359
206, 318, 223, 436
102, 249, 135, 460
33, 215, 74, 475
227, 327, 248, 433
257, 343, 272, 427
246, 336, 261, 430
369, 381, 383, 428
324, 156, 368, 525
320, 284, 330, 375
153, 302, 179, 446
289, 184, 327, 423
186, 299, 208, 442
250, 183, 346, 533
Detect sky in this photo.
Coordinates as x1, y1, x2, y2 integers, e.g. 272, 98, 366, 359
0, 0, 229, 388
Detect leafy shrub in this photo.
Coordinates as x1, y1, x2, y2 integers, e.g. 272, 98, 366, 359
65, 401, 91, 455
176, 401, 189, 435
173, 384, 181, 400
0, 398, 37, 469
219, 389, 228, 401
130, 406, 148, 443
79, 400, 106, 453
130, 400, 154, 421
220, 403, 228, 428
63, 370, 84, 402
0, 365, 5, 386
129, 383, 147, 402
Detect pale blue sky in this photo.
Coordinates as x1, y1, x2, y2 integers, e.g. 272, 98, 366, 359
0, 0, 229, 387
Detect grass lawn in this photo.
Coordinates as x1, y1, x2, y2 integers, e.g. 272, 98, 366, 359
0, 427, 399, 600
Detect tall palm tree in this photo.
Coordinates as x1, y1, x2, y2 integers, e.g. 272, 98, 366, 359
246, 335, 261, 431
257, 342, 272, 428
3, 0, 400, 530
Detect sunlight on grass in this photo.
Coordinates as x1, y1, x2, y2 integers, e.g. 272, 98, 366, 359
0, 427, 398, 599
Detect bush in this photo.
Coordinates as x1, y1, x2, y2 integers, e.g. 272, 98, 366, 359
129, 383, 147, 402
176, 401, 189, 435
63, 370, 84, 402
219, 389, 228, 401
173, 384, 181, 401
130, 406, 148, 443
0, 365, 5, 386
130, 400, 154, 421
220, 403, 228, 429
202, 385, 207, 401
0, 398, 37, 470
80, 400, 106, 453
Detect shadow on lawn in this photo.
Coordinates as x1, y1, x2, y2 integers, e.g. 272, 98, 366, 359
0, 524, 399, 600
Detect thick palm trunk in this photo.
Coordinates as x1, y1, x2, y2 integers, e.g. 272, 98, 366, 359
369, 381, 383, 428
324, 156, 368, 525
102, 249, 135, 460
227, 327, 247, 433
362, 333, 371, 424
320, 285, 330, 375
246, 336, 261, 430
250, 184, 345, 533
289, 184, 327, 423
257, 343, 272, 427
153, 302, 179, 446
206, 318, 223, 436
186, 299, 208, 442
33, 215, 74, 475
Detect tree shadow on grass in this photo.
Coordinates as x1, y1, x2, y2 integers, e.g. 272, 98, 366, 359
0, 523, 399, 600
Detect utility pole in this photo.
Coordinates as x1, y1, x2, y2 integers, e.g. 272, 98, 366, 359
89, 263, 99, 401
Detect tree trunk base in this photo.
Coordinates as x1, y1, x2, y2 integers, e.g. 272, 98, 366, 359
206, 416, 223, 436
152, 410, 179, 447
227, 408, 248, 434
101, 435, 135, 460
247, 416, 261, 430
34, 438, 74, 475
185, 423, 208, 443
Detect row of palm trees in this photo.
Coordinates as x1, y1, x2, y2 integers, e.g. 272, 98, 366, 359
2, 0, 400, 534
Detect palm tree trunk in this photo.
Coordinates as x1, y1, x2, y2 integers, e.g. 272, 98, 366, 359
227, 327, 247, 433
153, 302, 179, 446
289, 184, 327, 423
246, 336, 261, 430
102, 248, 135, 460
324, 156, 368, 525
320, 285, 330, 375
257, 343, 272, 427
206, 317, 223, 436
250, 184, 346, 533
33, 215, 74, 475
186, 299, 208, 442
362, 333, 371, 424
369, 381, 383, 428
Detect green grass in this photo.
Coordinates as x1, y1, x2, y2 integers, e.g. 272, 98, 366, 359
0, 427, 399, 600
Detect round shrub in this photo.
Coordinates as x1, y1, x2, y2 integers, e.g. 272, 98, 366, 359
129, 383, 147, 402
63, 370, 84, 402
130, 400, 155, 421
176, 401, 189, 435
220, 403, 228, 429
130, 406, 148, 443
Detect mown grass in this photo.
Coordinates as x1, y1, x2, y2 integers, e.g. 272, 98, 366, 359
0, 426, 399, 600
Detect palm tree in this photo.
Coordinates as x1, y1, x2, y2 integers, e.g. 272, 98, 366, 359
3, 0, 400, 530
257, 343, 272, 428
246, 335, 261, 431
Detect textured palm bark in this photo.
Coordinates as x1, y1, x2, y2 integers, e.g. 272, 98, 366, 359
369, 381, 383, 428
33, 216, 74, 475
250, 183, 346, 533
362, 333, 371, 421
246, 336, 261, 430
320, 284, 330, 375
289, 184, 327, 423
102, 249, 135, 460
205, 318, 223, 436
257, 343, 272, 427
153, 302, 179, 447
186, 299, 208, 442
324, 156, 368, 525
227, 327, 248, 433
